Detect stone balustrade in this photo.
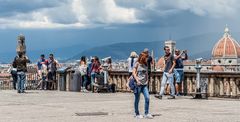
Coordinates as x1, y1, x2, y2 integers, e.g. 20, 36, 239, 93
108, 71, 240, 98
0, 73, 40, 90
1, 70, 240, 98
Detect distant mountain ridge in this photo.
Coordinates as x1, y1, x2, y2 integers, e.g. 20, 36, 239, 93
71, 33, 230, 60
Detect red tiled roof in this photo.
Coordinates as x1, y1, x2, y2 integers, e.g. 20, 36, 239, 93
212, 27, 240, 58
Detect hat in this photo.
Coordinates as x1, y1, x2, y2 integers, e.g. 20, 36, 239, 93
143, 48, 149, 52
130, 51, 138, 58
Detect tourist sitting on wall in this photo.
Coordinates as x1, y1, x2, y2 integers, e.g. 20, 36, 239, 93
37, 63, 48, 90
36, 54, 48, 90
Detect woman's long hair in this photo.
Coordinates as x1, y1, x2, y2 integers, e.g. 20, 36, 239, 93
80, 56, 87, 65
138, 52, 148, 66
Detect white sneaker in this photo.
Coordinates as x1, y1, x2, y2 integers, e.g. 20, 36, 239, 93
135, 115, 143, 119
92, 83, 99, 87
144, 114, 153, 119
81, 87, 84, 92
83, 89, 89, 93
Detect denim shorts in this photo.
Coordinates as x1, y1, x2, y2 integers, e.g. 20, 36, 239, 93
174, 69, 184, 83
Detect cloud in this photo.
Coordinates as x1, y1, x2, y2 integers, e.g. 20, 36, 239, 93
72, 0, 142, 24
0, 0, 142, 29
141, 0, 239, 17
0, 0, 239, 29
0, 0, 68, 17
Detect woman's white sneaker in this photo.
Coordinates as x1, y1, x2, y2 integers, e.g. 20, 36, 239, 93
135, 115, 143, 119
144, 114, 153, 119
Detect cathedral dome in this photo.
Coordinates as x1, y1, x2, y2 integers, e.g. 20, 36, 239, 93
212, 27, 240, 58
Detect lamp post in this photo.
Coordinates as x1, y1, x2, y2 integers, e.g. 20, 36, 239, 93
195, 58, 203, 99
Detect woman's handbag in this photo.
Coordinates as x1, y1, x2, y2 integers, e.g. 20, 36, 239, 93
129, 75, 136, 90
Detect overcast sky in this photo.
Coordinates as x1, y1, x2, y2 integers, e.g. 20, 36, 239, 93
0, 0, 240, 53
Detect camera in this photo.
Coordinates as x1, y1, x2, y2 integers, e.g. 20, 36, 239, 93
182, 50, 187, 53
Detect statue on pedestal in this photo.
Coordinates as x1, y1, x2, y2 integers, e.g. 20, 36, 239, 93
16, 34, 26, 56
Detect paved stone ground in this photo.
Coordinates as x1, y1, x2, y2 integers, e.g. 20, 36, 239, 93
0, 90, 239, 122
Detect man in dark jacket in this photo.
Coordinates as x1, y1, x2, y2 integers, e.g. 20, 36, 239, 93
12, 52, 30, 93
143, 48, 153, 89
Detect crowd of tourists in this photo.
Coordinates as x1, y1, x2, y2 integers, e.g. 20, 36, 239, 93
9, 46, 188, 120
10, 53, 112, 93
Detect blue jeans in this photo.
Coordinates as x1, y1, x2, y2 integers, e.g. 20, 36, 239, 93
159, 72, 175, 96
91, 73, 96, 84
81, 75, 88, 89
11, 71, 18, 90
41, 76, 47, 90
17, 72, 26, 92
134, 85, 150, 115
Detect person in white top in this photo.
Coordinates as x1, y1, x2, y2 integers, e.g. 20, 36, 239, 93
127, 51, 138, 77
79, 56, 89, 92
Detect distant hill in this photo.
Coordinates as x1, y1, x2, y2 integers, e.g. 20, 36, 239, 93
71, 33, 227, 60
70, 41, 163, 60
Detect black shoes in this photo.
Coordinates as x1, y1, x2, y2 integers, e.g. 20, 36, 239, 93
154, 95, 162, 99
167, 95, 175, 99
17, 90, 25, 94
155, 95, 175, 99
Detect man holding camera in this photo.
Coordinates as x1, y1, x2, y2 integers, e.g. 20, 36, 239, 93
174, 49, 188, 96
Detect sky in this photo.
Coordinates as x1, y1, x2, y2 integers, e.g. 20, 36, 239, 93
0, 0, 240, 54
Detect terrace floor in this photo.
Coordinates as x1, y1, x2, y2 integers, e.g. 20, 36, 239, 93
0, 90, 239, 122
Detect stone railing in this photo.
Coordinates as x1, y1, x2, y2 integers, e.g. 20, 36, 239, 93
1, 70, 240, 98
0, 73, 41, 90
108, 71, 240, 98
0, 74, 12, 90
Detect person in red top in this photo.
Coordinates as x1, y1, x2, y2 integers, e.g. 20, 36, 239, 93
90, 56, 101, 88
